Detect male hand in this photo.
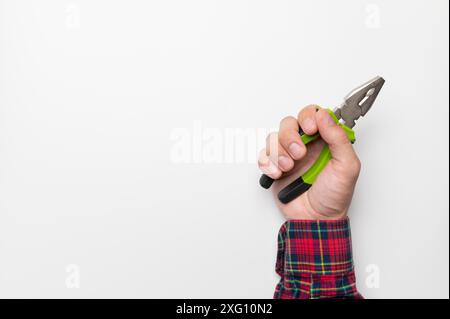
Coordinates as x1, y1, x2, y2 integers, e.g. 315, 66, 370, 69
258, 106, 361, 220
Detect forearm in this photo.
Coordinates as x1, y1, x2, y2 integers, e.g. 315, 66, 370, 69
274, 218, 362, 299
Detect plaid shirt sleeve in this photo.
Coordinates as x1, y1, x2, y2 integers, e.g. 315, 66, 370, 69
274, 218, 363, 299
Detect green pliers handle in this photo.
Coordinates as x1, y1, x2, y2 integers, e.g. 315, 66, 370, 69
259, 108, 355, 204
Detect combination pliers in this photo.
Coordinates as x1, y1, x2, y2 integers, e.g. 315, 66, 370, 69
259, 76, 385, 204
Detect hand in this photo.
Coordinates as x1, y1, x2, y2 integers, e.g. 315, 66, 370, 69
258, 106, 361, 220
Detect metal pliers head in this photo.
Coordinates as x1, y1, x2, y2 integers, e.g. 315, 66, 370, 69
334, 76, 385, 128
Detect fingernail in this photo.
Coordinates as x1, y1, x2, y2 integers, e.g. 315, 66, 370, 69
303, 118, 315, 131
278, 155, 292, 170
289, 143, 304, 159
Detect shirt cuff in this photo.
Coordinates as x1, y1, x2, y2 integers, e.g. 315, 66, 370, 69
274, 218, 361, 299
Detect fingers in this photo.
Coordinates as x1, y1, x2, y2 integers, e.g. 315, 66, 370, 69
265, 132, 294, 172
297, 105, 319, 135
258, 105, 327, 180
258, 106, 317, 178
315, 109, 360, 173
258, 148, 282, 179
258, 106, 361, 187
278, 116, 306, 160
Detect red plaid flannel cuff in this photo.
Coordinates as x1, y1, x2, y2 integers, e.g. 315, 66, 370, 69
274, 218, 362, 299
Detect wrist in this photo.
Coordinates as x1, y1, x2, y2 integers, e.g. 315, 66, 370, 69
281, 192, 347, 220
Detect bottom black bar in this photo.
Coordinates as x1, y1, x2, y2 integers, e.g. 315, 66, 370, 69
0, 299, 446, 318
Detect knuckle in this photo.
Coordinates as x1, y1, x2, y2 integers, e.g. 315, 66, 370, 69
278, 130, 292, 145
280, 116, 296, 127
297, 104, 318, 120
346, 156, 361, 176
258, 149, 269, 166
354, 156, 362, 172
333, 128, 350, 143
257, 159, 266, 167
333, 151, 360, 178
306, 104, 319, 110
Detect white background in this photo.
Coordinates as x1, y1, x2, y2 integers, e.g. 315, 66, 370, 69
0, 0, 448, 298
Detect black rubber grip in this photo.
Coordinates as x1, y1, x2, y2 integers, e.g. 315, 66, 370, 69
259, 174, 274, 189
259, 128, 307, 190
277, 176, 311, 204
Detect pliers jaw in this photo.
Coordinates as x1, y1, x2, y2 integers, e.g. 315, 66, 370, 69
334, 76, 385, 128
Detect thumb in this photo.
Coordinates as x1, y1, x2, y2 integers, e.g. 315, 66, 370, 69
315, 109, 358, 165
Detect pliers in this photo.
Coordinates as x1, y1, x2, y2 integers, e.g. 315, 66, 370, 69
259, 76, 385, 204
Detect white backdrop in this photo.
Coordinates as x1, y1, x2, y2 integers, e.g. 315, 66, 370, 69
0, 0, 448, 298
